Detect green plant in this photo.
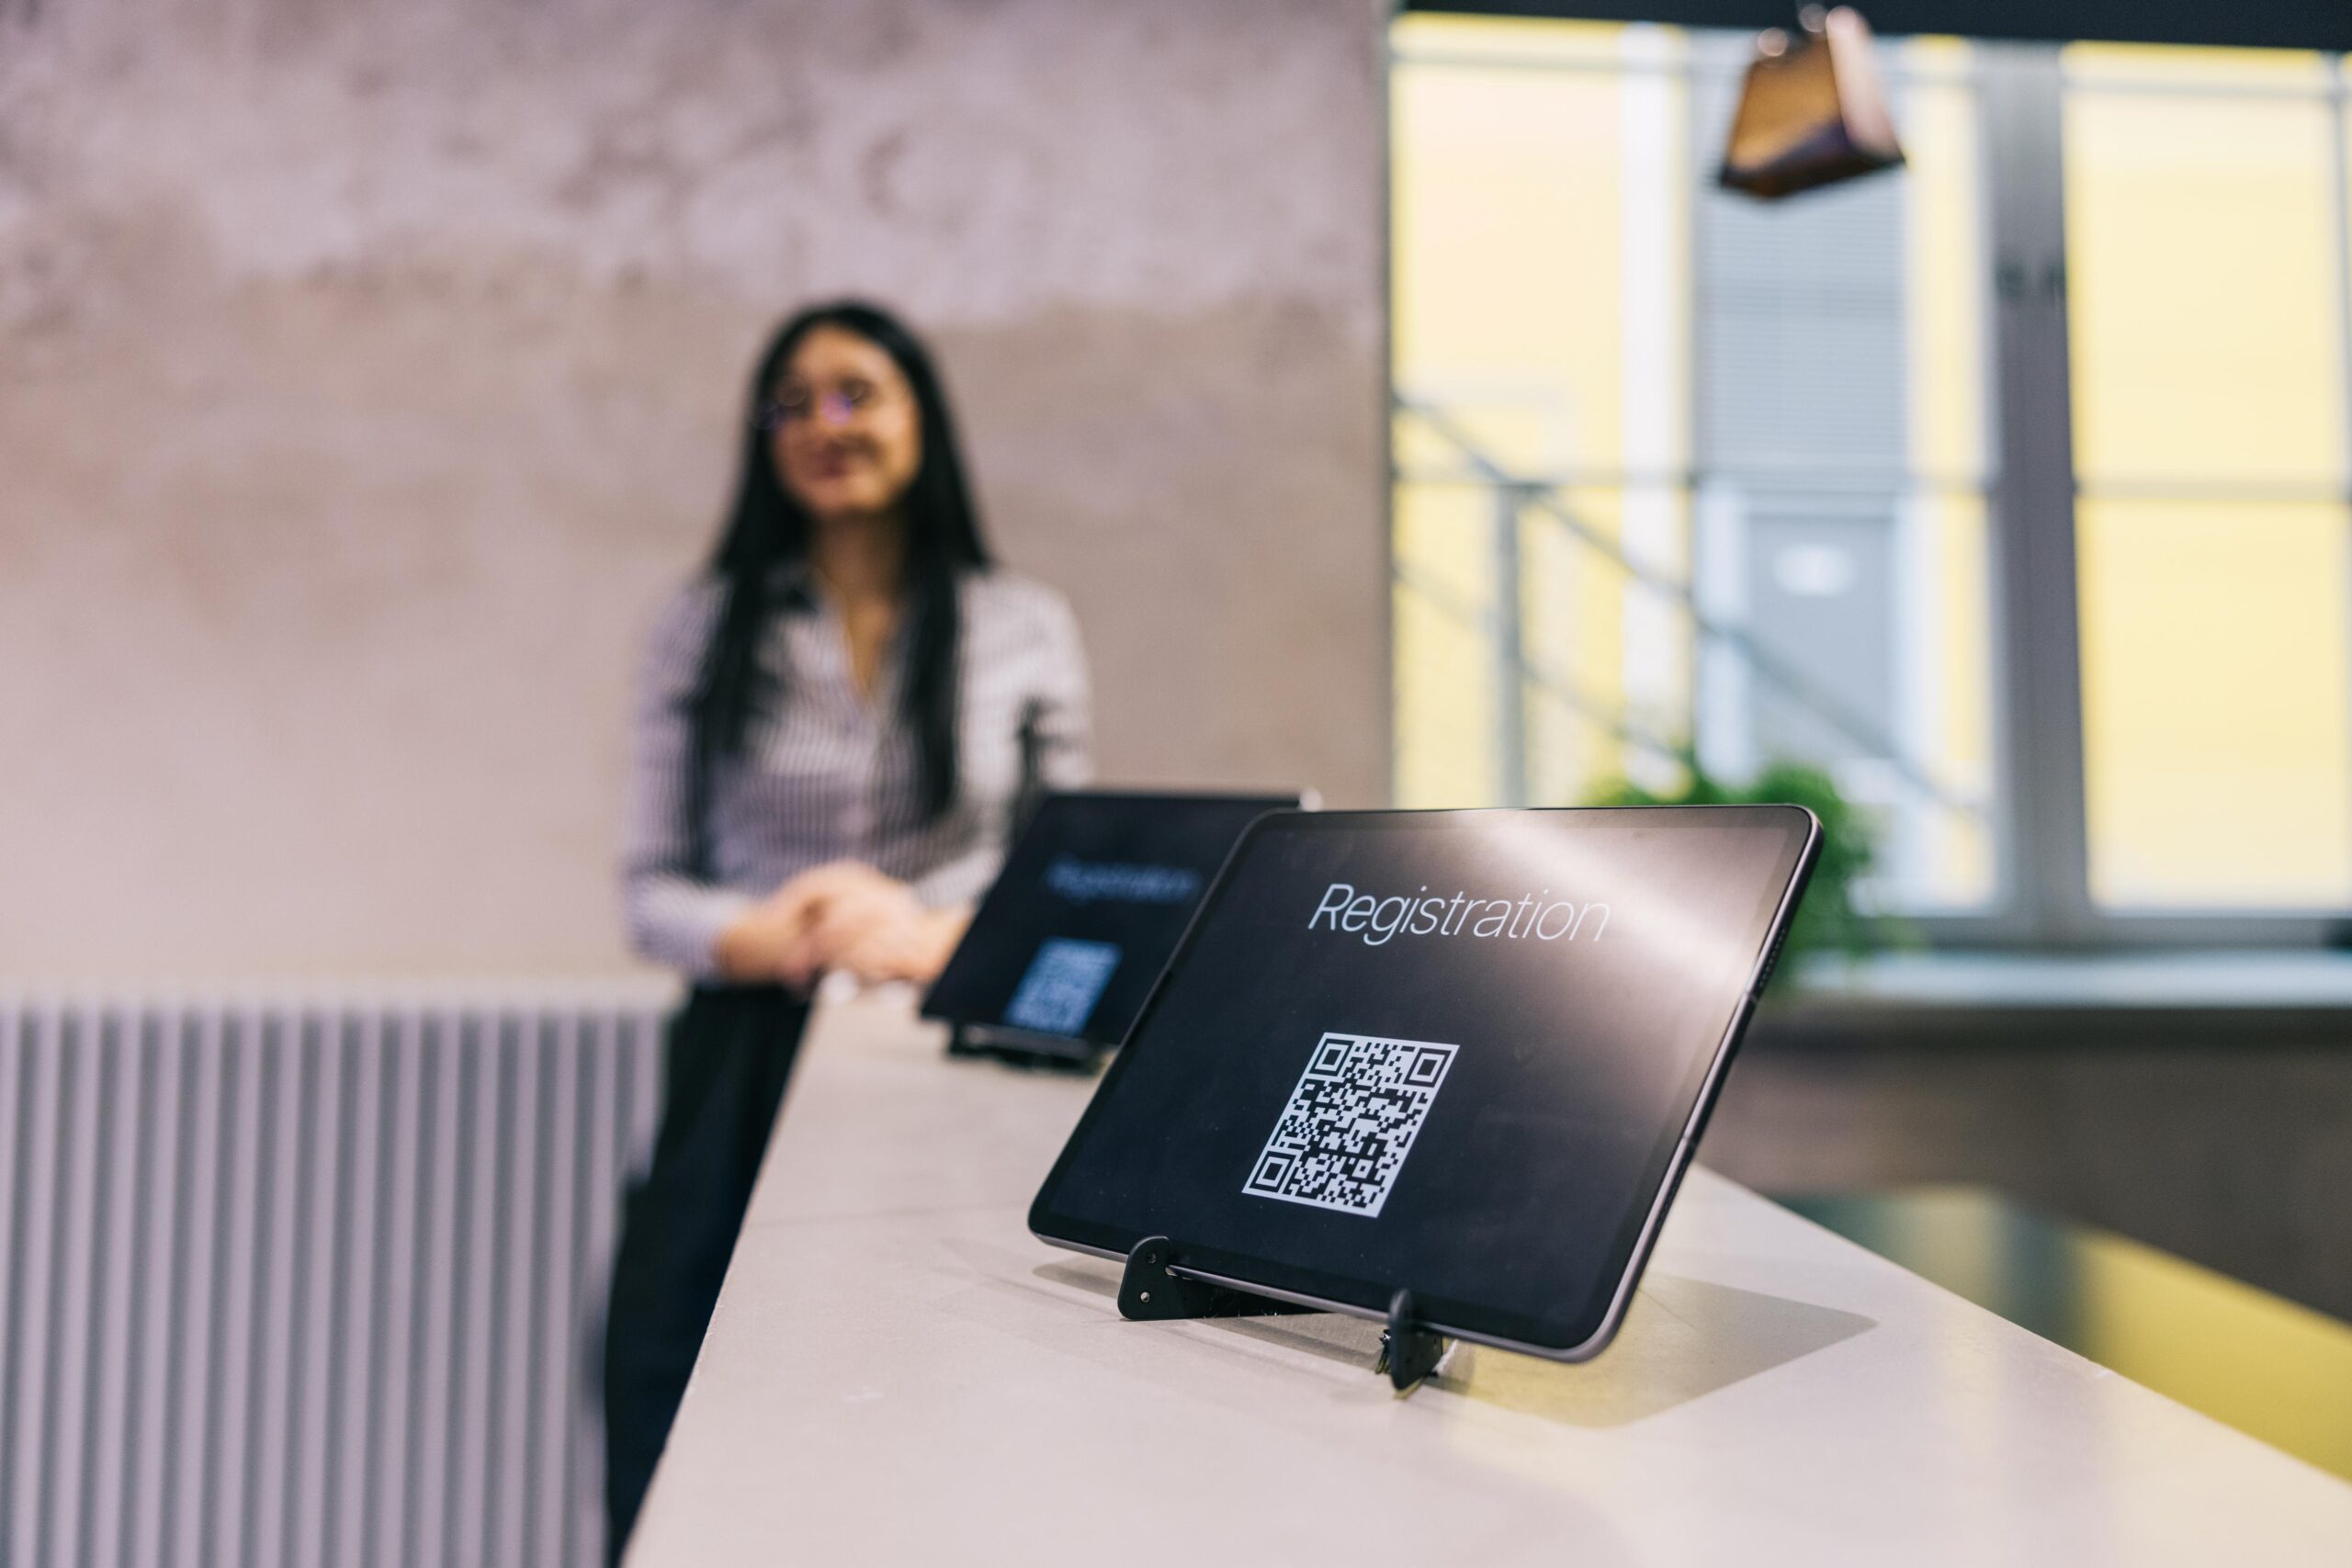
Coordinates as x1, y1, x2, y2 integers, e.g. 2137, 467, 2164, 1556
1581, 760, 1891, 976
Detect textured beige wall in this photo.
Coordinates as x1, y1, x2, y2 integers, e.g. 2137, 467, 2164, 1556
0, 0, 1389, 976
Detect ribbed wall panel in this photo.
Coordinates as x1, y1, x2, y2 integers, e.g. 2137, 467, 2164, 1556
0, 986, 671, 1568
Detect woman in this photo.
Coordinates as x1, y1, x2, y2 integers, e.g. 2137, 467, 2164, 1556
604, 301, 1091, 1556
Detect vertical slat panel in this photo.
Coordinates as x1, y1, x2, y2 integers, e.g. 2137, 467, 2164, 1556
58, 1005, 103, 1568
7, 1005, 62, 1568
527, 1010, 582, 1568
0, 1001, 30, 1563
448, 1010, 498, 1566
0, 986, 672, 1568
332, 1008, 388, 1568
572, 1010, 626, 1568
108, 1011, 163, 1568
167, 1008, 227, 1568
83, 1006, 145, 1568
249, 1008, 303, 1568
46, 1004, 105, 1568
129, 1008, 186, 1568
370, 1007, 425, 1568
291, 1009, 345, 1568
409, 1010, 461, 1568
209, 1009, 266, 1568
492, 1010, 541, 1568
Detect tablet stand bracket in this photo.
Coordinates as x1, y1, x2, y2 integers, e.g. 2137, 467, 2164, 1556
1118, 1235, 1452, 1393
1375, 1289, 1449, 1392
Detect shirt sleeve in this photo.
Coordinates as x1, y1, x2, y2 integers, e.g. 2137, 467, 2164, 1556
618, 580, 755, 976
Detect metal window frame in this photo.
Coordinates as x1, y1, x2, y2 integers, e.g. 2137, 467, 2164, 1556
1924, 44, 2349, 950
1389, 28, 2352, 946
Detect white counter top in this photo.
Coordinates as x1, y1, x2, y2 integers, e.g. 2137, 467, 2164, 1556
627, 994, 2352, 1566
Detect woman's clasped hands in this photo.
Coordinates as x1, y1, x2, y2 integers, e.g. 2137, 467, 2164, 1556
714, 860, 968, 991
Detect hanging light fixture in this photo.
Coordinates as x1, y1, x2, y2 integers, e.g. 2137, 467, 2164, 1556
1718, 6, 1905, 200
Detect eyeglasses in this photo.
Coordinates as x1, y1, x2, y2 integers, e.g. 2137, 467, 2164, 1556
754, 380, 894, 431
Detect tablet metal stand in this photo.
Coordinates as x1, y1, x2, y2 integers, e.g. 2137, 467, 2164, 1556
1376, 1290, 1449, 1391
1118, 1235, 1453, 1393
1115, 1236, 1316, 1322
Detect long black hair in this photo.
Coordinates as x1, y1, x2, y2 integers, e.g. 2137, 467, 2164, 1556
690, 301, 991, 852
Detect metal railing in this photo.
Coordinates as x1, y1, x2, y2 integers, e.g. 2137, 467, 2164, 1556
1393, 396, 1985, 820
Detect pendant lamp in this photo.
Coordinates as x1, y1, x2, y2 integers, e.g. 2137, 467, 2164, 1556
1719, 6, 1905, 200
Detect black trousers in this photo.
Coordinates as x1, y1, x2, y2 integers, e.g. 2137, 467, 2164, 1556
601, 985, 810, 1563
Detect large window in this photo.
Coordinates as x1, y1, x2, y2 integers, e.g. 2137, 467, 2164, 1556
2064, 48, 2352, 909
1391, 17, 2352, 942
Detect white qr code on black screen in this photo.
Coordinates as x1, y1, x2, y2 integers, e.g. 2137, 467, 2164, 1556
1242, 1033, 1458, 1218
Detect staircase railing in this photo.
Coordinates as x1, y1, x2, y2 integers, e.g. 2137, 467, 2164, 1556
1393, 395, 1984, 818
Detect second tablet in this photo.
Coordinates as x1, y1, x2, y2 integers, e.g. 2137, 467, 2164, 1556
922, 789, 1305, 1066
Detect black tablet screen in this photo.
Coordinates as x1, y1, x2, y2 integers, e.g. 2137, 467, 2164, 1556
923, 793, 1298, 1046
1029, 807, 1815, 1353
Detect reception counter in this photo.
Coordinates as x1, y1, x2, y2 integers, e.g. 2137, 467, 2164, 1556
626, 993, 2352, 1565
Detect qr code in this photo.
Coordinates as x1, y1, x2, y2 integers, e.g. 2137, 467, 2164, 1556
1002, 937, 1123, 1035
1242, 1033, 1458, 1218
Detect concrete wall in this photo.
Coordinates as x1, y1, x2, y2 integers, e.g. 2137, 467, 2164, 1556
0, 0, 1390, 976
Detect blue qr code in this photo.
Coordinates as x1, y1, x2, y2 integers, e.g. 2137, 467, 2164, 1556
1002, 938, 1123, 1036
1242, 1033, 1458, 1218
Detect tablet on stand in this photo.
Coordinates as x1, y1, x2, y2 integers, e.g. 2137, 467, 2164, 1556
922, 790, 1306, 1068
1028, 805, 1819, 1382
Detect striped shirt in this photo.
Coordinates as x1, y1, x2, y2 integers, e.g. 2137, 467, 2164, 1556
621, 565, 1092, 976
